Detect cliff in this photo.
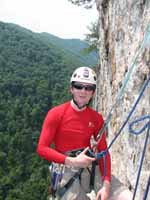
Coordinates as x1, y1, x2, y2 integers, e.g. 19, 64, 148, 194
95, 0, 150, 199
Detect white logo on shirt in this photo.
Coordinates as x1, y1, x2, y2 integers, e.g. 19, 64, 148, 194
88, 122, 95, 127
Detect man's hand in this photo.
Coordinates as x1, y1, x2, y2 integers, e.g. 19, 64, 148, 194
65, 147, 96, 168
96, 180, 111, 200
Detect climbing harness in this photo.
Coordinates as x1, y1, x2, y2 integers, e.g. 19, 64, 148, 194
49, 148, 93, 199
96, 24, 150, 142
57, 168, 84, 198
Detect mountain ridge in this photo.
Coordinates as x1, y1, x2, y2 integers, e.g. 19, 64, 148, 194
0, 21, 98, 67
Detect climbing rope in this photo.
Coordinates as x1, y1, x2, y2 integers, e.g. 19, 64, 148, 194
97, 76, 150, 158
143, 175, 150, 200
129, 115, 150, 135
92, 77, 150, 178
129, 116, 150, 200
96, 24, 150, 141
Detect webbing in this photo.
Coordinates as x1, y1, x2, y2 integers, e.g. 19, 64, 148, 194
57, 168, 84, 198
96, 24, 150, 141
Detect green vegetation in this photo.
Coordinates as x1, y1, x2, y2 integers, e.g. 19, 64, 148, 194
84, 20, 99, 53
40, 32, 98, 66
0, 21, 98, 199
68, 0, 94, 8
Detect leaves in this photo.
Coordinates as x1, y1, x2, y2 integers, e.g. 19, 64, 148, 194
68, 0, 95, 8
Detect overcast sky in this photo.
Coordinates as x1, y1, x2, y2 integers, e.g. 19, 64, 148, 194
0, 0, 98, 39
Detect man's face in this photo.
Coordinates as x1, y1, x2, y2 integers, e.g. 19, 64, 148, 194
70, 82, 95, 108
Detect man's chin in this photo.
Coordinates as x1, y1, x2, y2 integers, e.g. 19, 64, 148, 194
77, 102, 88, 108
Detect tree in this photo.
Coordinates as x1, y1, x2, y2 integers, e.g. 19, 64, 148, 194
84, 20, 99, 53
68, 0, 95, 8
68, 0, 99, 53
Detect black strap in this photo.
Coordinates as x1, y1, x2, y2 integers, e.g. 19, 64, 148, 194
53, 148, 97, 198
89, 161, 97, 190
57, 168, 84, 198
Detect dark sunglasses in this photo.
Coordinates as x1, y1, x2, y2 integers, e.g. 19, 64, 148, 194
72, 83, 96, 91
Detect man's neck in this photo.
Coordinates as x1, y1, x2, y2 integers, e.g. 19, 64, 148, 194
70, 100, 87, 111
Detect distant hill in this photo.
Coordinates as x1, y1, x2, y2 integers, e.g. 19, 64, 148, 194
0, 21, 98, 103
40, 32, 98, 66
0, 21, 98, 67
0, 21, 81, 105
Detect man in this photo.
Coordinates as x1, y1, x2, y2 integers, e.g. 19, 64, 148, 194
37, 67, 132, 200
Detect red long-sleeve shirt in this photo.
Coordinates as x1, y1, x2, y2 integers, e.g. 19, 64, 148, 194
37, 101, 111, 182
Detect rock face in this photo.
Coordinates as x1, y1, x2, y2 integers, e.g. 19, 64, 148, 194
95, 0, 150, 199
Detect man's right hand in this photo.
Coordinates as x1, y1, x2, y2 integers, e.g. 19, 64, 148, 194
65, 147, 96, 168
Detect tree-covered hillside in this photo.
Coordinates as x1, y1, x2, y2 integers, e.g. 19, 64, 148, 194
40, 32, 98, 66
0, 21, 97, 200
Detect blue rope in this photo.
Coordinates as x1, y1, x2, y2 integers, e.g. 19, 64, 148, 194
129, 118, 150, 200
96, 77, 150, 160
143, 175, 150, 200
94, 77, 150, 180
93, 24, 150, 185
129, 115, 150, 135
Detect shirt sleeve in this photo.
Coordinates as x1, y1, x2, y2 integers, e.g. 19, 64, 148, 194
36, 108, 67, 163
94, 114, 111, 182
97, 132, 111, 182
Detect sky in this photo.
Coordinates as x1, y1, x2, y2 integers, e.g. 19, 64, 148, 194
0, 0, 98, 39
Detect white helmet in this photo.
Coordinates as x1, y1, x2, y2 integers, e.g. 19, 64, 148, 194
70, 67, 97, 85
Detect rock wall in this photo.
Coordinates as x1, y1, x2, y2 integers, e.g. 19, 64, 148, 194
95, 0, 150, 199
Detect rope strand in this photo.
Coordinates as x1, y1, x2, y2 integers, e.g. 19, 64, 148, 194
131, 120, 150, 200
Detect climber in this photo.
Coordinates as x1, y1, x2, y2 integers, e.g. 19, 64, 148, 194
37, 66, 133, 200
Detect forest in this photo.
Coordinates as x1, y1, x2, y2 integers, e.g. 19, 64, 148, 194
0, 21, 97, 200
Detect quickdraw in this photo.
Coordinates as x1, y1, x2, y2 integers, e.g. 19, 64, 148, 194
49, 162, 65, 198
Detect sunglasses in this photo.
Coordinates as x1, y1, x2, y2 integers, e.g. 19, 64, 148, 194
72, 83, 95, 91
